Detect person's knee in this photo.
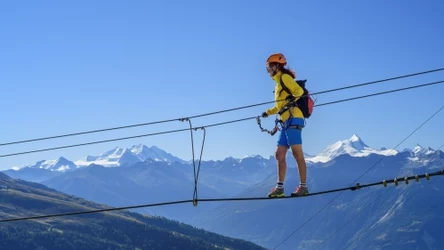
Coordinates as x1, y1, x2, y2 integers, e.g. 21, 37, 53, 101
275, 147, 287, 162
291, 144, 305, 162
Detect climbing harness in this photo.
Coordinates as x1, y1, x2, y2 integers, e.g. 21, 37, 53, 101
256, 99, 304, 136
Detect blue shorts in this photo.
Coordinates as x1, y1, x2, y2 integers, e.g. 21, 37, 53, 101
277, 118, 305, 147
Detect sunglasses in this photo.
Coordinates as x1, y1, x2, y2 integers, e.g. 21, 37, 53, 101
266, 64, 276, 72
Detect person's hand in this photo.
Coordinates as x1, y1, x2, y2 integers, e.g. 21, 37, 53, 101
261, 112, 268, 118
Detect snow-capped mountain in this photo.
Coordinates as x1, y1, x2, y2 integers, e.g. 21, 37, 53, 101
6, 144, 188, 175
75, 147, 142, 167
407, 143, 439, 165
75, 144, 187, 167
21, 157, 77, 172
306, 134, 399, 163
2, 157, 75, 182
412, 143, 436, 155
130, 144, 187, 163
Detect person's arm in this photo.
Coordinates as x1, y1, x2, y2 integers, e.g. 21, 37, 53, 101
264, 89, 281, 116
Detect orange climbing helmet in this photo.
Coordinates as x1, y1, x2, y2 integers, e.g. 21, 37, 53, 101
266, 53, 287, 66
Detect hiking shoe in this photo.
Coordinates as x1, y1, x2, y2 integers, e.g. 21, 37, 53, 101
291, 186, 309, 197
268, 187, 285, 198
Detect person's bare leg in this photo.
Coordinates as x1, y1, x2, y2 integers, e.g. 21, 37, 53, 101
276, 145, 288, 182
290, 144, 306, 183
290, 143, 309, 196
268, 145, 288, 198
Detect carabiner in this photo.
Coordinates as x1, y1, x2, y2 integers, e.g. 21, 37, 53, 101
256, 116, 279, 136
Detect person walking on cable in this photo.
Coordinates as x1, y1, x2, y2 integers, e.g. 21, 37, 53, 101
261, 53, 309, 198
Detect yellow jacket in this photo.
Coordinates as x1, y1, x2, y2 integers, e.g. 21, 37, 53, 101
265, 71, 304, 121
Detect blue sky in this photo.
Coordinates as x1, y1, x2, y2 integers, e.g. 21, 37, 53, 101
1, 0, 444, 170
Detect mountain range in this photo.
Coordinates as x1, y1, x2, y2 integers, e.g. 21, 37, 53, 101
3, 134, 444, 249
6, 134, 414, 174
0, 172, 265, 250
10, 144, 187, 173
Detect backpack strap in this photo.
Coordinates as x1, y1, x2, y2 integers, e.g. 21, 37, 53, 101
278, 74, 293, 97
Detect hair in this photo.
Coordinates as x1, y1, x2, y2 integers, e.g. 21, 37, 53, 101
269, 62, 296, 79
280, 65, 296, 79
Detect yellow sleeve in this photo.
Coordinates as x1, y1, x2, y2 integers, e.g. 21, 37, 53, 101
265, 74, 304, 115
265, 90, 281, 115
